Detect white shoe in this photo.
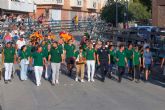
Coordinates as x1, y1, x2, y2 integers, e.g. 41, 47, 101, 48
91, 79, 95, 82
88, 79, 91, 82
75, 77, 78, 82
37, 84, 40, 87
81, 79, 85, 83
56, 80, 59, 84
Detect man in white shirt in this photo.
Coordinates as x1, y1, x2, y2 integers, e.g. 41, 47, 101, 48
16, 36, 26, 56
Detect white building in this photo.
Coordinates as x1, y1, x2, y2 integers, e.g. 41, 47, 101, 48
0, 0, 36, 14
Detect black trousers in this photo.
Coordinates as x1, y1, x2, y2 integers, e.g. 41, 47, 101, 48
134, 65, 140, 80
100, 60, 109, 80
118, 66, 125, 82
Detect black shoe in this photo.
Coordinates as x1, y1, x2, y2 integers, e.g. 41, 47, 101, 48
135, 80, 140, 83
8, 79, 12, 82
118, 77, 122, 83
5, 81, 8, 84
51, 83, 55, 86
102, 77, 105, 82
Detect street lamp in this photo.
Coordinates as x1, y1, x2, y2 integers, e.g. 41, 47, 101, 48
115, 0, 118, 28
115, 0, 129, 28
124, 0, 129, 29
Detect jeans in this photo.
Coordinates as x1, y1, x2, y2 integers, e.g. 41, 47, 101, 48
163, 66, 165, 75
118, 66, 125, 82
45, 62, 52, 79
100, 60, 109, 80
87, 60, 95, 80
34, 66, 43, 86
51, 63, 60, 84
4, 63, 13, 80
134, 65, 140, 80
20, 59, 28, 80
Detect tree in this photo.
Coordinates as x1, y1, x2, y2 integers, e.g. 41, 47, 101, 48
100, 0, 151, 24
101, 1, 130, 25
139, 0, 152, 11
128, 2, 151, 20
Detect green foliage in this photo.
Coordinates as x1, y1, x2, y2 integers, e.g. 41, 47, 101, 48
139, 0, 152, 11
101, 2, 128, 25
100, 0, 151, 24
129, 2, 151, 20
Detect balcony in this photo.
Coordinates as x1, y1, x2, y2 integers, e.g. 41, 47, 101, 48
70, 0, 83, 8
35, 0, 64, 5
0, 0, 35, 12
87, 0, 98, 9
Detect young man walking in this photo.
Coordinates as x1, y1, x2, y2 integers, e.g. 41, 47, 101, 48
49, 41, 63, 85
86, 43, 96, 82
3, 42, 16, 84
133, 46, 141, 83
116, 44, 128, 83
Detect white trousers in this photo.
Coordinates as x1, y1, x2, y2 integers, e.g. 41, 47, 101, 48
34, 66, 43, 86
4, 63, 13, 80
51, 63, 60, 84
87, 60, 95, 80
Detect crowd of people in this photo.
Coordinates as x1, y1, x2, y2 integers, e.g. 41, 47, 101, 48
0, 33, 164, 86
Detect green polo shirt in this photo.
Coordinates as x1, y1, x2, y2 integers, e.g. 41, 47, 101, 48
64, 44, 75, 58
20, 51, 29, 60
82, 44, 87, 51
58, 44, 64, 54
86, 48, 95, 60
125, 48, 133, 60
74, 51, 86, 59
26, 46, 32, 57
116, 50, 126, 67
133, 50, 141, 66
4, 47, 15, 63
32, 52, 45, 66
109, 50, 116, 63
42, 45, 47, 57
50, 47, 63, 63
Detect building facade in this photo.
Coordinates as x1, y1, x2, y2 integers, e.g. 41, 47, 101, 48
152, 0, 165, 27
34, 0, 107, 20
0, 0, 36, 15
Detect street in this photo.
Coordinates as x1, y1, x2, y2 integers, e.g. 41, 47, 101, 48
0, 70, 165, 110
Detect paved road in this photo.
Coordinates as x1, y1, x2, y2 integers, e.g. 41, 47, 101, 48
0, 70, 165, 110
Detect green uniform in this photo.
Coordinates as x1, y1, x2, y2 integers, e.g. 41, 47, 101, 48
20, 51, 29, 60
42, 45, 47, 57
4, 47, 15, 63
64, 44, 75, 58
58, 44, 64, 54
86, 48, 95, 60
109, 50, 116, 63
133, 51, 141, 66
26, 46, 32, 57
82, 44, 87, 51
74, 51, 86, 59
116, 51, 126, 67
50, 47, 63, 63
32, 52, 45, 66
125, 48, 133, 60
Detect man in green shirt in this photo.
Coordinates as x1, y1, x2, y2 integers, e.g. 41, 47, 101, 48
125, 43, 134, 80
133, 46, 141, 83
19, 45, 30, 81
48, 41, 63, 85
86, 43, 96, 82
74, 47, 86, 82
64, 39, 76, 76
3, 42, 16, 84
32, 45, 46, 86
116, 44, 128, 83
108, 45, 116, 78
